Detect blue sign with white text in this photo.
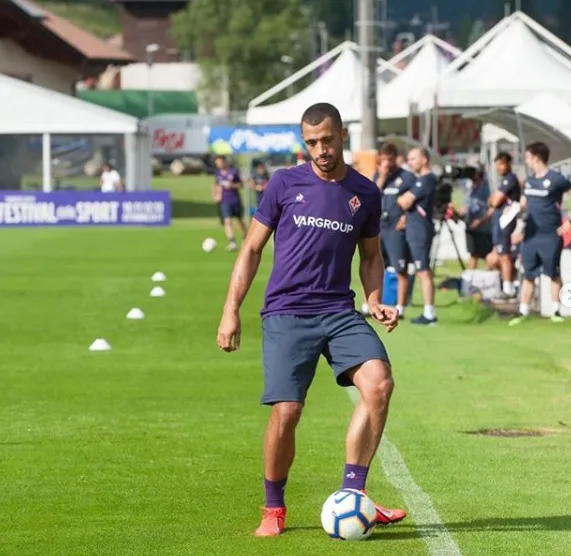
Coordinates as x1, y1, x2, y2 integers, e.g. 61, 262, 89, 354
0, 191, 170, 227
209, 125, 304, 154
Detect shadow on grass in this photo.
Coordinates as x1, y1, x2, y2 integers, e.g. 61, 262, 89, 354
171, 200, 220, 219
288, 514, 571, 540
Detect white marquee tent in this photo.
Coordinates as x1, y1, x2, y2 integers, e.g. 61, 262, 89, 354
0, 73, 151, 192
377, 35, 460, 120
246, 41, 400, 125
469, 92, 571, 164
425, 11, 571, 112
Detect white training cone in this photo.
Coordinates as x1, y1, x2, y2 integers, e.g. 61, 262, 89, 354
151, 272, 166, 282
150, 286, 165, 297
89, 338, 111, 351
126, 308, 145, 320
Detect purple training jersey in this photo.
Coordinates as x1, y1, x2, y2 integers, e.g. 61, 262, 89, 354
215, 168, 242, 205
254, 162, 381, 316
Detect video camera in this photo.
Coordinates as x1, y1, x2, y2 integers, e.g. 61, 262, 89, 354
433, 165, 478, 221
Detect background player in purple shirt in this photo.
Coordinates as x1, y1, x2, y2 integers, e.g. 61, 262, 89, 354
217, 102, 406, 537
509, 142, 570, 325
398, 147, 438, 325
248, 161, 270, 208
214, 155, 247, 251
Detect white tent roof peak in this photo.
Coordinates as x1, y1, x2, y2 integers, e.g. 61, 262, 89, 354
385, 33, 461, 70
0, 73, 139, 135
438, 11, 571, 81
378, 39, 457, 119
432, 14, 571, 109
247, 48, 369, 124
248, 40, 400, 110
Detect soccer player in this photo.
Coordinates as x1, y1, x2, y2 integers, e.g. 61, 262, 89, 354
249, 161, 270, 208
214, 155, 247, 251
489, 152, 521, 298
372, 143, 416, 318
509, 142, 570, 325
459, 169, 494, 269
217, 102, 406, 537
397, 147, 438, 325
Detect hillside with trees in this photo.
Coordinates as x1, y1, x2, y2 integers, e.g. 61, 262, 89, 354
35, 0, 120, 38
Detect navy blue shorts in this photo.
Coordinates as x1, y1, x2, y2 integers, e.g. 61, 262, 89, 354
406, 231, 433, 272
220, 202, 243, 219
381, 228, 409, 274
521, 233, 562, 279
493, 220, 516, 255
261, 311, 390, 405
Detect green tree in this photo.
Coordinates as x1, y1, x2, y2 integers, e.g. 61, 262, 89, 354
305, 0, 353, 41
467, 19, 486, 46
491, 0, 538, 19
171, 0, 310, 111
557, 0, 571, 44
454, 17, 476, 49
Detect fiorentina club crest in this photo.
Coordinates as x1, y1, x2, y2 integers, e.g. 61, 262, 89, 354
349, 195, 361, 215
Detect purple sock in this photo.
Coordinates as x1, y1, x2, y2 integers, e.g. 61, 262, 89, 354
264, 477, 287, 508
342, 463, 369, 491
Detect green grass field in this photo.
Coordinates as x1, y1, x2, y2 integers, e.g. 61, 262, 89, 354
1, 176, 570, 555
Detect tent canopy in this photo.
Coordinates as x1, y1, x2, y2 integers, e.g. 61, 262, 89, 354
77, 90, 198, 119
246, 42, 399, 125
0, 73, 139, 135
468, 92, 571, 163
429, 12, 571, 111
481, 123, 518, 144
378, 35, 458, 119
247, 47, 364, 125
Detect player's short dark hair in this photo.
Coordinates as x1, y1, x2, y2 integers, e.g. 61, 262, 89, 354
415, 146, 430, 162
494, 152, 512, 164
301, 103, 343, 130
525, 142, 550, 163
378, 143, 398, 157
215, 155, 226, 161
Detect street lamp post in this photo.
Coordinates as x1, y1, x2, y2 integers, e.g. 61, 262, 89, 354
145, 43, 160, 119
281, 55, 294, 97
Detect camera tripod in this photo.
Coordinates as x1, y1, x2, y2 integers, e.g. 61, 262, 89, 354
430, 214, 466, 272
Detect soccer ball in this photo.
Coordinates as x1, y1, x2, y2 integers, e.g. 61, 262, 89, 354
321, 488, 377, 540
202, 238, 217, 252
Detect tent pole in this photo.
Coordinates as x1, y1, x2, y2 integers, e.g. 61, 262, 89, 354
124, 133, 136, 191
42, 133, 52, 193
515, 112, 527, 175
431, 95, 438, 154
406, 102, 413, 138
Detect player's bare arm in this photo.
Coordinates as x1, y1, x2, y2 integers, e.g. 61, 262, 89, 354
217, 219, 273, 352
557, 219, 571, 235
396, 190, 416, 211
358, 235, 398, 333
489, 190, 507, 208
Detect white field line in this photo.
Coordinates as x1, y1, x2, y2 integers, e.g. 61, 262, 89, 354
347, 388, 462, 556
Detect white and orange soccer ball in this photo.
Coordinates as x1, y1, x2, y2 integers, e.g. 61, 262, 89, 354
320, 489, 377, 540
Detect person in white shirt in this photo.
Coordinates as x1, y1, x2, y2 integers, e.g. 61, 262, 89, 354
100, 163, 123, 193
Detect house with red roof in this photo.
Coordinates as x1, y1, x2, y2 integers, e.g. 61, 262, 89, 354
0, 0, 134, 94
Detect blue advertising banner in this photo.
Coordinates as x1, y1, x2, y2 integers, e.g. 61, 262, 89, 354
0, 191, 170, 227
209, 125, 304, 155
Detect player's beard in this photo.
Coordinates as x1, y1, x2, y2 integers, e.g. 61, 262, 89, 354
313, 153, 341, 174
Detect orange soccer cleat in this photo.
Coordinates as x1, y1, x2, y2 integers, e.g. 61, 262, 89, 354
254, 507, 287, 537
361, 491, 407, 525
